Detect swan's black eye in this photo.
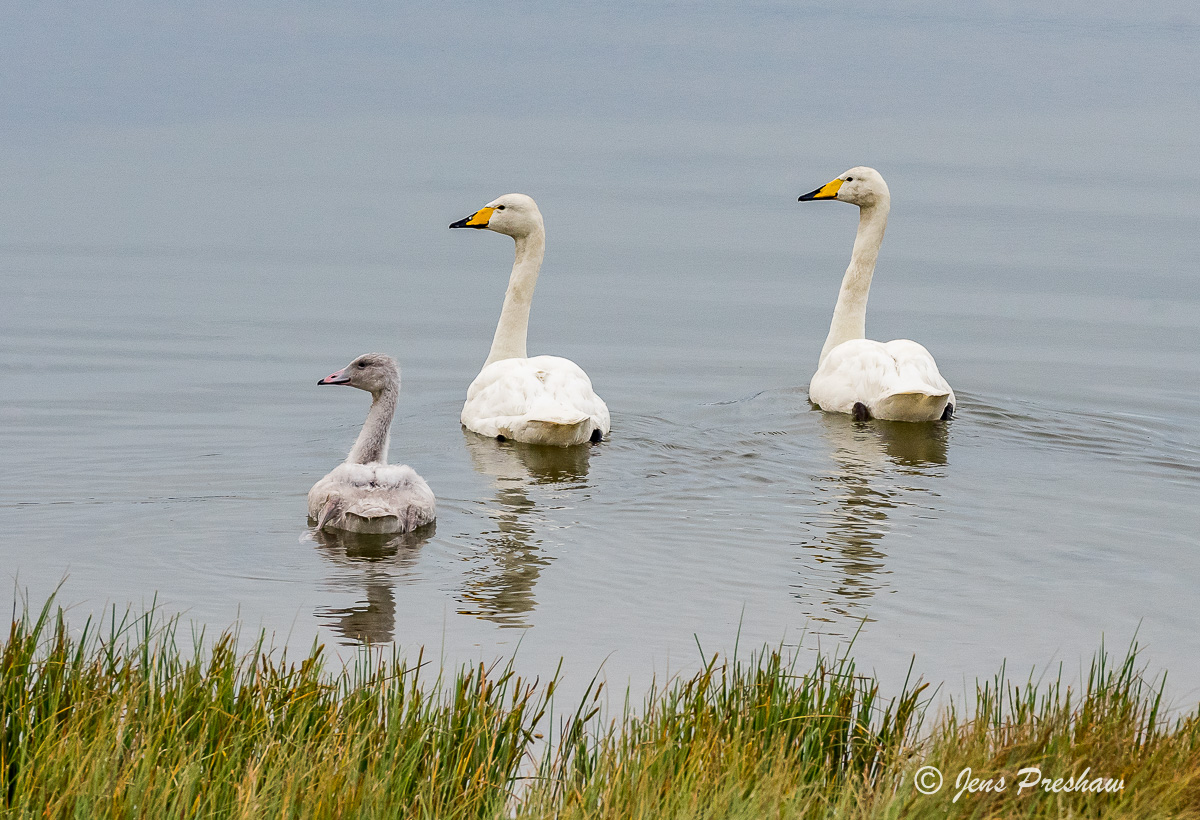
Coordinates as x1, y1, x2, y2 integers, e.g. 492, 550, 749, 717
357, 362, 367, 369
845, 177, 854, 182
497, 205, 506, 210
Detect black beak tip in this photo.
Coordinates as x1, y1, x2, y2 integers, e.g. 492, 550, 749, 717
449, 217, 469, 229
798, 186, 831, 202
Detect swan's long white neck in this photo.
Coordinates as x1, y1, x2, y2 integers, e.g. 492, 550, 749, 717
819, 198, 890, 366
486, 224, 545, 367
347, 386, 396, 465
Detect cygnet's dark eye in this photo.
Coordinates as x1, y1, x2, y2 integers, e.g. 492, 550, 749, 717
357, 362, 367, 369
496, 205, 506, 210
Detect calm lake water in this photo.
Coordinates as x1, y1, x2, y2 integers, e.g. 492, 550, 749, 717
2, 3, 1198, 705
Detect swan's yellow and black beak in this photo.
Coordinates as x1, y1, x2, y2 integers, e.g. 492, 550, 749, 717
449, 206, 494, 229
318, 368, 351, 386
798, 178, 843, 201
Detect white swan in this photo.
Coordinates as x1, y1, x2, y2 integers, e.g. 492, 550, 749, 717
450, 194, 610, 446
798, 167, 955, 422
307, 353, 436, 533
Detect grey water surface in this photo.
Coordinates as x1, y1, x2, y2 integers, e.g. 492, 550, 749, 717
2, 2, 1198, 704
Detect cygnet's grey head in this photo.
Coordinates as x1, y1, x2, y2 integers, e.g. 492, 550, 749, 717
317, 353, 400, 395
449, 193, 543, 238
798, 166, 890, 209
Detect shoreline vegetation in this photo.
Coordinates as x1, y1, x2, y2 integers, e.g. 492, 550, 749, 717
3, 599, 1198, 819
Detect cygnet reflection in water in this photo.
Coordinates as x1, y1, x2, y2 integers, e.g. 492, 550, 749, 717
310, 525, 435, 646
794, 414, 949, 622
457, 435, 594, 628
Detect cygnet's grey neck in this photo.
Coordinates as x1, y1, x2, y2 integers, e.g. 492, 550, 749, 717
346, 386, 397, 465
485, 227, 545, 367
819, 199, 891, 366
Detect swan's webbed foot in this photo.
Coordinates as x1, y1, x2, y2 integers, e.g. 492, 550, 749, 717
940, 403, 954, 421
852, 402, 871, 422
589, 428, 603, 443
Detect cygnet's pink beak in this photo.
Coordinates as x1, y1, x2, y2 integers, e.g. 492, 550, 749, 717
317, 367, 351, 386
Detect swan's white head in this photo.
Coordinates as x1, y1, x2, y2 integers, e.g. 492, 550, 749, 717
317, 353, 400, 395
449, 193, 543, 238
798, 166, 890, 209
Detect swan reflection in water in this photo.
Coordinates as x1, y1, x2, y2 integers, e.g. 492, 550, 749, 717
458, 433, 592, 628
796, 414, 948, 621
310, 524, 434, 645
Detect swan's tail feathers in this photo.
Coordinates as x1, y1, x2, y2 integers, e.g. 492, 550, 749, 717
873, 389, 952, 422
521, 417, 593, 446
526, 399, 590, 427
342, 512, 402, 534
511, 398, 590, 444
317, 497, 403, 534
317, 498, 344, 530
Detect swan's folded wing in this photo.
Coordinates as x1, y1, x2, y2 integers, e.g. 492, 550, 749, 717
880, 340, 954, 399
809, 340, 899, 413
343, 465, 436, 528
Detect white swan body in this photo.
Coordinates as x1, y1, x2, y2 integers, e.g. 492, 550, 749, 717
307, 353, 436, 533
450, 194, 610, 445
463, 354, 610, 446
808, 338, 954, 422
799, 167, 955, 422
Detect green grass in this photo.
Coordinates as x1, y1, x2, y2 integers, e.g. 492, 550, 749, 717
4, 598, 1199, 819
529, 643, 1200, 819
2, 597, 547, 818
